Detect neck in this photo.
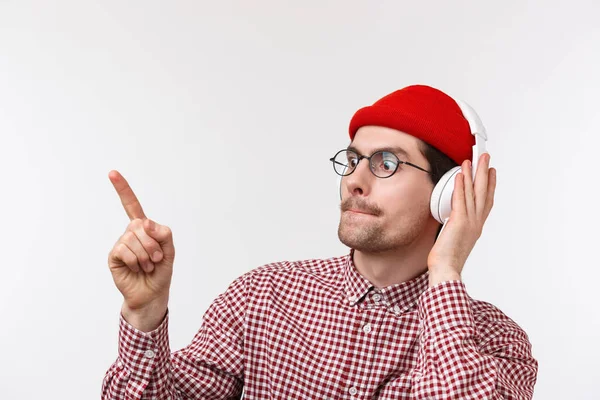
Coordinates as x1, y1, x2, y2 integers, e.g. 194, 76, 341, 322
352, 231, 436, 288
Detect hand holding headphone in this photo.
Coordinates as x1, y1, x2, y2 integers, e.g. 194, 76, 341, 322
430, 99, 488, 225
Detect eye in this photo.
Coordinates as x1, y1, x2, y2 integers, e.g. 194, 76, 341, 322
347, 155, 359, 168
379, 152, 398, 171
382, 160, 396, 171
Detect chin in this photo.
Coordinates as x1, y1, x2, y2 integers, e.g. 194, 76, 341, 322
337, 215, 429, 253
338, 221, 387, 252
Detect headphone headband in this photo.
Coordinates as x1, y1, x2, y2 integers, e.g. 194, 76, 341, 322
452, 98, 488, 180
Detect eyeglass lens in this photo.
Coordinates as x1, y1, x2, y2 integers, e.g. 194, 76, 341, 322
333, 150, 399, 178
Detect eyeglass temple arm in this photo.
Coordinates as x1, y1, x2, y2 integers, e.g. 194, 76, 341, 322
403, 161, 432, 174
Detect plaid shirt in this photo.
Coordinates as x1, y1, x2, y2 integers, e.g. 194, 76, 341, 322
102, 250, 538, 399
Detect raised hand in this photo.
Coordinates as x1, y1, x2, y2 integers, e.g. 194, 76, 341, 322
107, 170, 175, 331
427, 153, 497, 287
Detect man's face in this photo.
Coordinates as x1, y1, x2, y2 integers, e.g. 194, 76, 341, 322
337, 126, 437, 253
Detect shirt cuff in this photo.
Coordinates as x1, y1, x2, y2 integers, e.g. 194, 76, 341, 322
418, 280, 474, 335
118, 309, 171, 381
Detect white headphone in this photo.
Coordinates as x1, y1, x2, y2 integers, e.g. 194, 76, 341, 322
337, 97, 488, 226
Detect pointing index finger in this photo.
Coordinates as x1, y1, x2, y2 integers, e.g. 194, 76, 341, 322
108, 170, 147, 221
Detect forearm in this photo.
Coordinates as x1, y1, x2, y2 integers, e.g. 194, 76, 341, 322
410, 281, 537, 399
102, 271, 251, 399
102, 310, 179, 400
415, 324, 500, 398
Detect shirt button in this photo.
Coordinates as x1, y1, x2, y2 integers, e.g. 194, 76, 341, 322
393, 305, 401, 313
144, 350, 156, 359
348, 295, 357, 303
372, 293, 382, 302
362, 323, 372, 333
348, 386, 358, 396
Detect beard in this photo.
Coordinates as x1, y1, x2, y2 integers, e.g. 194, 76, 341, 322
337, 196, 431, 253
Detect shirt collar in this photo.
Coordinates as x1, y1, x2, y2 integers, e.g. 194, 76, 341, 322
343, 248, 430, 313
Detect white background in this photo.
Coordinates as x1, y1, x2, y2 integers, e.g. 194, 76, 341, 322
1, 1, 598, 398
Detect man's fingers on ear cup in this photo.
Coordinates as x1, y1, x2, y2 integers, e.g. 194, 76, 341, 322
483, 168, 497, 219
453, 172, 467, 216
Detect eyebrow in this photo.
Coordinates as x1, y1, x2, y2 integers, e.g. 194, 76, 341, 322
347, 145, 411, 161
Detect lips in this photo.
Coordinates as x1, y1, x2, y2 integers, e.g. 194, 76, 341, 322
347, 209, 375, 216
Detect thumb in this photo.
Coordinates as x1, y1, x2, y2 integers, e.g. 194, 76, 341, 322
144, 219, 175, 260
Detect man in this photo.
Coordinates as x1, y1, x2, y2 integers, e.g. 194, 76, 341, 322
102, 85, 538, 399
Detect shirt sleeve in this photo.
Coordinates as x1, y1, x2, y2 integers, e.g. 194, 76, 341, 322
101, 272, 250, 400
409, 280, 538, 400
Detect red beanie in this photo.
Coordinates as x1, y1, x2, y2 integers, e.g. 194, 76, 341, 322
348, 85, 474, 165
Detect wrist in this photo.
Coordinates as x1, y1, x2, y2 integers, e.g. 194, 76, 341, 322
428, 268, 461, 288
121, 297, 169, 332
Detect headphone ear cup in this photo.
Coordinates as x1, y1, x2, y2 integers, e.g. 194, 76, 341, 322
430, 166, 461, 224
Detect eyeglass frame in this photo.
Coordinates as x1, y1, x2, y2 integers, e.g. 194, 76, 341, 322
329, 148, 432, 179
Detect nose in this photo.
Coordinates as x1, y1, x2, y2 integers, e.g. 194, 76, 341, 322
343, 157, 372, 198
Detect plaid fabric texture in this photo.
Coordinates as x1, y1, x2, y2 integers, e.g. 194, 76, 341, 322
102, 250, 538, 399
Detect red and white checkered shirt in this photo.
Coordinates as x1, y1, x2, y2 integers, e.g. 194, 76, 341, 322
102, 250, 538, 399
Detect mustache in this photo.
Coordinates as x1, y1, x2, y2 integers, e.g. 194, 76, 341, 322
340, 198, 381, 216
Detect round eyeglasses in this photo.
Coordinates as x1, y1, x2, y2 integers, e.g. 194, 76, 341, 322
329, 149, 431, 178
